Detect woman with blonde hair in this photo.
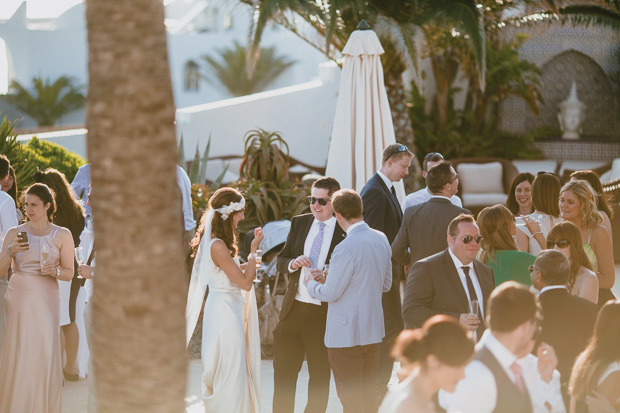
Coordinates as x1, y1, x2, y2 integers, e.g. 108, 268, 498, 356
547, 221, 598, 304
560, 180, 615, 306
570, 170, 613, 241
186, 187, 264, 412
477, 204, 536, 286
569, 300, 620, 413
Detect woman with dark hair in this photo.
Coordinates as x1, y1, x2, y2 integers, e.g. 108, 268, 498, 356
569, 300, 620, 413
506, 172, 535, 217
0, 183, 74, 411
561, 180, 615, 306
516, 172, 562, 255
379, 315, 474, 413
33, 168, 85, 381
571, 170, 613, 241
1, 166, 23, 223
186, 187, 264, 412
477, 204, 536, 286
547, 221, 599, 304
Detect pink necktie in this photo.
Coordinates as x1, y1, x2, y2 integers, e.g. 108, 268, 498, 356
510, 361, 526, 394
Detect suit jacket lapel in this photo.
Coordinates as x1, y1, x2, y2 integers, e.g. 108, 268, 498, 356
442, 250, 470, 311
374, 174, 402, 220
289, 215, 315, 288
473, 260, 493, 306
327, 222, 345, 262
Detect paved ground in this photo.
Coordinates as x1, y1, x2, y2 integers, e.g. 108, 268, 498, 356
63, 359, 397, 412
62, 267, 620, 412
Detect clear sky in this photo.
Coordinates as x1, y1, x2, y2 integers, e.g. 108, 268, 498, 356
1, 0, 83, 20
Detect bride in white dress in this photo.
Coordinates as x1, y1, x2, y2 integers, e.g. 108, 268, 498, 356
186, 187, 263, 412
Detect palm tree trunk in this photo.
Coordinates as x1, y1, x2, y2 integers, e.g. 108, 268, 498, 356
85, 0, 187, 411
384, 69, 422, 193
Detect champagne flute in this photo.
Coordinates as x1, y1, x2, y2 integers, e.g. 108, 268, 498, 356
323, 264, 329, 278
75, 247, 84, 279
40, 243, 50, 271
253, 250, 263, 283
470, 299, 480, 342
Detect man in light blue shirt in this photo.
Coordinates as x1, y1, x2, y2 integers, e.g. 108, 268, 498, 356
402, 152, 463, 211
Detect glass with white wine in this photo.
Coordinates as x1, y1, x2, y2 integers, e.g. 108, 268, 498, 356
40, 243, 50, 271
253, 250, 263, 283
74, 247, 84, 278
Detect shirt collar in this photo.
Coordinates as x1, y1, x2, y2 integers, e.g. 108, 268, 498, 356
479, 331, 518, 368
313, 216, 336, 229
448, 247, 473, 270
376, 170, 393, 189
431, 195, 452, 201
540, 285, 567, 294
346, 220, 365, 234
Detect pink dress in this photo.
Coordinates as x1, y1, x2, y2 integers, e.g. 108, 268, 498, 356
0, 224, 63, 412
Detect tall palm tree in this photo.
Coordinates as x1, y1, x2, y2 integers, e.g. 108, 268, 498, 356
203, 41, 296, 96
85, 0, 187, 410
3, 76, 85, 127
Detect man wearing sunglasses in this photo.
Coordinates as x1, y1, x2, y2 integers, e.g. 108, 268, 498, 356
401, 152, 463, 211
529, 250, 597, 402
359, 143, 413, 395
392, 161, 469, 269
440, 282, 564, 413
402, 214, 495, 340
273, 177, 345, 413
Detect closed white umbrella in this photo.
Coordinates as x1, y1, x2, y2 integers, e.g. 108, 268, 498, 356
325, 25, 406, 199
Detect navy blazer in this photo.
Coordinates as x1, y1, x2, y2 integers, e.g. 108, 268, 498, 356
361, 173, 406, 338
275, 213, 345, 321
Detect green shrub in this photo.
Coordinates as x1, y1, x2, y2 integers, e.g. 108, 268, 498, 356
25, 137, 85, 182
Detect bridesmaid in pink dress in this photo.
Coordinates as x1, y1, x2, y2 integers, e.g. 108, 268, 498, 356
0, 183, 75, 412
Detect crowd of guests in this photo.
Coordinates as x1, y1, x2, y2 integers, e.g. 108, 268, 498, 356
1, 141, 619, 413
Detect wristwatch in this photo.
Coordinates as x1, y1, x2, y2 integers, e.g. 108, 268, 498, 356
6, 245, 15, 258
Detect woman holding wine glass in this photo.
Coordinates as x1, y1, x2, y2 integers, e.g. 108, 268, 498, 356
186, 187, 264, 412
0, 183, 74, 411
34, 168, 86, 380
560, 180, 616, 307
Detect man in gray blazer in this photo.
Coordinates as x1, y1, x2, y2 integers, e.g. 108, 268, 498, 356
392, 161, 469, 268
305, 189, 392, 413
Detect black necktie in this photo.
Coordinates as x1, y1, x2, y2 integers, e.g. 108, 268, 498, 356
390, 186, 402, 218
462, 266, 485, 339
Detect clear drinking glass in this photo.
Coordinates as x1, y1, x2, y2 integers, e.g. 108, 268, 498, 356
323, 264, 329, 278
74, 247, 84, 265
470, 300, 480, 317
253, 250, 263, 283
40, 243, 50, 270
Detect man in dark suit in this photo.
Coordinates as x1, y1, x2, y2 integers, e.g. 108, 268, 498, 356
359, 143, 413, 393
530, 249, 597, 399
392, 161, 470, 268
273, 177, 345, 413
402, 214, 495, 339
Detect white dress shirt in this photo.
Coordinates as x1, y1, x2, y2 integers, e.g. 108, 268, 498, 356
402, 187, 463, 211
447, 247, 485, 319
540, 285, 567, 294
376, 170, 393, 190
439, 331, 565, 413
0, 191, 17, 245
293, 217, 337, 305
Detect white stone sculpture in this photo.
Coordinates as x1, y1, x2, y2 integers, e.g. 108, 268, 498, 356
558, 81, 586, 140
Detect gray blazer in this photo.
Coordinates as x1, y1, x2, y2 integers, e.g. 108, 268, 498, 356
306, 222, 392, 348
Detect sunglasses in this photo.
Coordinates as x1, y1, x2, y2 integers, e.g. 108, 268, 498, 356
444, 174, 459, 186
386, 144, 408, 161
547, 239, 570, 249
308, 196, 330, 206
457, 235, 483, 244
424, 152, 444, 161
528, 265, 537, 273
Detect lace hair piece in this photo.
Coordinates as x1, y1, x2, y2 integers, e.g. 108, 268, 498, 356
214, 197, 246, 220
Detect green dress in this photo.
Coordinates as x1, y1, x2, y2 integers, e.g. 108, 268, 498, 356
487, 250, 537, 286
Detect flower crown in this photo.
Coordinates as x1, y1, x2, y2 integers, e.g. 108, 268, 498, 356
214, 197, 246, 221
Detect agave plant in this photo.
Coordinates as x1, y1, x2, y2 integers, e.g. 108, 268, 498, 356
0, 116, 42, 188
240, 128, 290, 185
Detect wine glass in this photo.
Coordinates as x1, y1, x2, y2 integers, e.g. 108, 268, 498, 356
323, 264, 329, 278
75, 247, 84, 279
253, 250, 263, 283
470, 300, 480, 341
40, 243, 50, 271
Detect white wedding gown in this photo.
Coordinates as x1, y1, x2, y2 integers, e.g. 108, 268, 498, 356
186, 232, 261, 413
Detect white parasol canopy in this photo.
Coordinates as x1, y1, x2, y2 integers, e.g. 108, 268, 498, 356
325, 27, 406, 199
